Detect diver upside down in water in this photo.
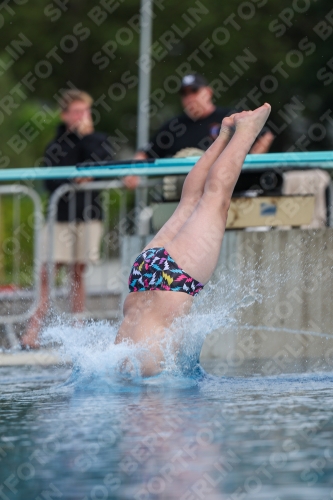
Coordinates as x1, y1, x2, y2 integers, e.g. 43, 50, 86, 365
115, 104, 272, 376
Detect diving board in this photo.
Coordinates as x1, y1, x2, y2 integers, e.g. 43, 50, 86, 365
1, 151, 333, 182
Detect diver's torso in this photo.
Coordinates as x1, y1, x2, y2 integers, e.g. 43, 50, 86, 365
115, 290, 193, 345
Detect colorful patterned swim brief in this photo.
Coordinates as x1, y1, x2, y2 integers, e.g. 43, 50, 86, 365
128, 247, 204, 296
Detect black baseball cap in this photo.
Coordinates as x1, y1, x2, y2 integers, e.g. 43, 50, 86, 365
179, 74, 209, 94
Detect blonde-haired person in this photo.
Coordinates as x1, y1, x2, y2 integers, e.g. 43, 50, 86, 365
21, 89, 113, 349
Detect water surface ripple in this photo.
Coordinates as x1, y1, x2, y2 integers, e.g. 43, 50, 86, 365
1, 365, 333, 500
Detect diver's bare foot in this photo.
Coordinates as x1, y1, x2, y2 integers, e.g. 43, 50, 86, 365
234, 103, 271, 136
220, 115, 235, 138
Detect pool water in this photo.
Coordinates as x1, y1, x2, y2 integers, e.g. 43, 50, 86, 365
1, 362, 333, 500
1, 270, 333, 500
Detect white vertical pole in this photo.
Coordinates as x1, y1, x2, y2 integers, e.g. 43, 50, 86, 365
135, 0, 153, 243
136, 0, 153, 149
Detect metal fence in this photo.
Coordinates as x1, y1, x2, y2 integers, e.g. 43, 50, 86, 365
0, 178, 163, 348
1, 152, 333, 348
47, 180, 126, 320
0, 185, 43, 348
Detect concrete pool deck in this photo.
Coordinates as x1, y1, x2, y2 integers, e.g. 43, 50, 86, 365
0, 349, 70, 366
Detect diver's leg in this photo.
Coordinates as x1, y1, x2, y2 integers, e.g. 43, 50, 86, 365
165, 104, 271, 284
144, 117, 235, 250
180, 119, 235, 202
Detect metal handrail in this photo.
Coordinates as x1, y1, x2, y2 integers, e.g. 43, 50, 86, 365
47, 180, 125, 318
0, 185, 43, 323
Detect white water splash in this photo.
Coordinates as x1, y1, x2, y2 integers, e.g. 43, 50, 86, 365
38, 268, 262, 384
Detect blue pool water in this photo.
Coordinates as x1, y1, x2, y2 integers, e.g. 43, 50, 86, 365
1, 363, 333, 500
1, 273, 333, 500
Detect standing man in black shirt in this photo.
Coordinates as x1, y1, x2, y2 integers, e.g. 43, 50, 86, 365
125, 74, 274, 188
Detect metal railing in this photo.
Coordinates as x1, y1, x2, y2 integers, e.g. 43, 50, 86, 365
46, 180, 125, 320
44, 178, 160, 321
0, 185, 43, 348
0, 152, 333, 348
0, 177, 162, 349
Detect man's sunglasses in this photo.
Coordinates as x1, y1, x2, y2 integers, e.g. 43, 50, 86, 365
179, 86, 201, 96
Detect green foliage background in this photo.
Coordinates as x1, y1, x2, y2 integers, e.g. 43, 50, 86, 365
1, 0, 333, 284
1, 0, 333, 170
